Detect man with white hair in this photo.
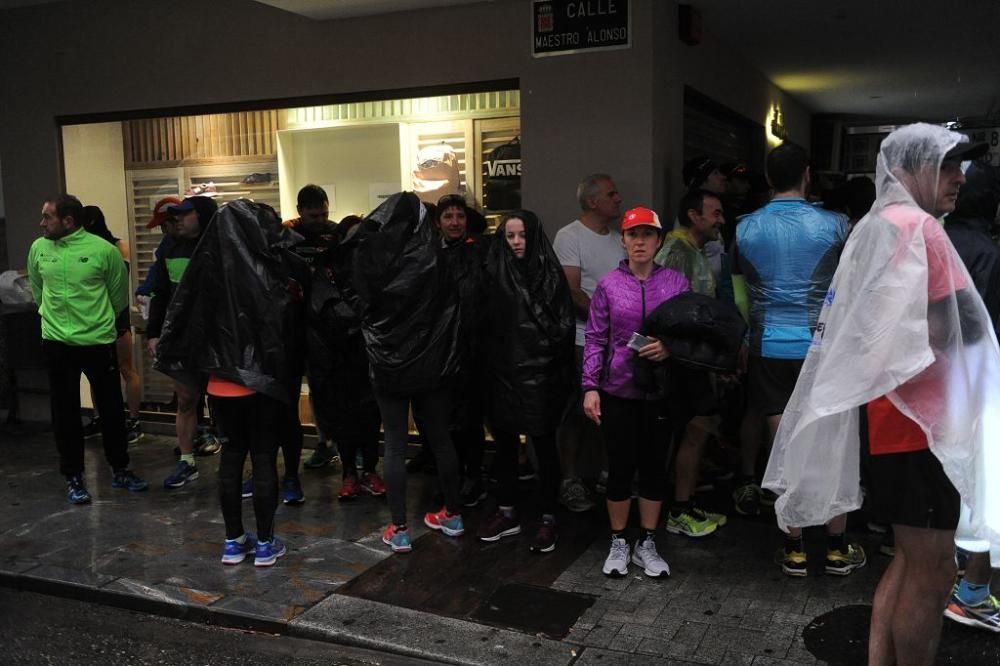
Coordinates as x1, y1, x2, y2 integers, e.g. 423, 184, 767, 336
762, 124, 997, 665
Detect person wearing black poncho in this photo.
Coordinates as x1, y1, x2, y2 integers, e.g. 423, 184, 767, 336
352, 192, 467, 553
477, 211, 575, 553
154, 199, 308, 568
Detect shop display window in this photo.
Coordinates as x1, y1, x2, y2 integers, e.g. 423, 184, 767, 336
60, 88, 520, 413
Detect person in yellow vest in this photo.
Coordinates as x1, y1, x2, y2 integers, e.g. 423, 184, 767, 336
27, 194, 148, 503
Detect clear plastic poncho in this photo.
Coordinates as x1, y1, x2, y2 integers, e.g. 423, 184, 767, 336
762, 123, 1000, 555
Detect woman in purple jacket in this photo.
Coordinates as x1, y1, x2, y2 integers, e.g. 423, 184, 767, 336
583, 206, 690, 578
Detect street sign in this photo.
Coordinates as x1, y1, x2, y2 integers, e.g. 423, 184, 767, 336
532, 0, 630, 58
960, 128, 1000, 167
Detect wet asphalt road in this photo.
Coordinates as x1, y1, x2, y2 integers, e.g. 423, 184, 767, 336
1, 587, 434, 665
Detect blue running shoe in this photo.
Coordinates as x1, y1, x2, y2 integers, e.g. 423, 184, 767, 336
424, 508, 465, 537
254, 537, 287, 567
111, 469, 149, 492
241, 478, 253, 499
221, 534, 258, 565
282, 477, 305, 505
163, 461, 199, 489
66, 475, 92, 504
382, 524, 413, 553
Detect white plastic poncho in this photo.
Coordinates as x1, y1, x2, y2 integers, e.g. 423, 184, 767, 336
763, 123, 1000, 555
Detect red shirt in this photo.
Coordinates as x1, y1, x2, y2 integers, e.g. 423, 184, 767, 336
868, 208, 967, 455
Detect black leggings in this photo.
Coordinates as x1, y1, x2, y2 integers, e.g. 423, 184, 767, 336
599, 393, 668, 502
279, 403, 303, 480
492, 428, 560, 515
375, 387, 460, 525
216, 394, 281, 541
339, 401, 382, 479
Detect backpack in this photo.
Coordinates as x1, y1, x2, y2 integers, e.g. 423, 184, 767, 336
483, 137, 521, 211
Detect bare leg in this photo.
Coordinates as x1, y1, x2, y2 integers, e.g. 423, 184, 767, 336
964, 551, 993, 586
878, 525, 957, 666
674, 421, 710, 502
116, 331, 141, 419
869, 539, 905, 666
174, 381, 199, 456
637, 498, 662, 532
607, 498, 631, 532
739, 407, 764, 477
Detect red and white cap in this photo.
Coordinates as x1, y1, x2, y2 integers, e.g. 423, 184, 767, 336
621, 206, 662, 231
147, 196, 183, 229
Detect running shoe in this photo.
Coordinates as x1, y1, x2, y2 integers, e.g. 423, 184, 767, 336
477, 511, 521, 542
666, 509, 718, 538
825, 543, 867, 576
221, 534, 257, 565
702, 508, 728, 527
602, 536, 630, 577
423, 508, 465, 537
126, 418, 143, 445
194, 433, 221, 456
360, 472, 386, 497
66, 475, 92, 504
241, 478, 253, 499
163, 461, 198, 488
944, 587, 1000, 633
460, 478, 487, 507
529, 519, 557, 553
559, 478, 594, 513
111, 469, 149, 492
631, 537, 671, 578
282, 477, 305, 505
338, 474, 359, 501
779, 548, 808, 577
82, 417, 101, 439
732, 482, 762, 516
518, 460, 536, 481
254, 537, 287, 567
304, 446, 339, 469
382, 524, 412, 553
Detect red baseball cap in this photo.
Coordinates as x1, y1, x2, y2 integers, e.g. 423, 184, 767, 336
621, 206, 662, 231
147, 196, 183, 229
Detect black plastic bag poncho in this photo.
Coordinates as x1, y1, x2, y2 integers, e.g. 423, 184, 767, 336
305, 220, 375, 438
642, 291, 747, 374
483, 211, 575, 435
352, 192, 463, 396
154, 199, 308, 405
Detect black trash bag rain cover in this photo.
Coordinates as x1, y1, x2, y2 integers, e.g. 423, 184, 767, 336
352, 192, 463, 395
155, 198, 308, 405
643, 291, 747, 373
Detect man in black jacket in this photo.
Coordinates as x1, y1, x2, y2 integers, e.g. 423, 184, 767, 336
146, 195, 218, 488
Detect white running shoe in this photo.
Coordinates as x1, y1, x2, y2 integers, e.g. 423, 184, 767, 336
602, 537, 630, 577
632, 537, 671, 578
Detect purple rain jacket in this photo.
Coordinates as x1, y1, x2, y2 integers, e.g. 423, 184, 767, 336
583, 261, 690, 400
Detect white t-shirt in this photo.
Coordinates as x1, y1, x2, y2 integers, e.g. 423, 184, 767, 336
553, 219, 626, 346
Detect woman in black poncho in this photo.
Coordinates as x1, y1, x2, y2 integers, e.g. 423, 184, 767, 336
477, 210, 576, 553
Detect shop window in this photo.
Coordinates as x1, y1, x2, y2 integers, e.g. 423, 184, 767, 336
61, 88, 520, 412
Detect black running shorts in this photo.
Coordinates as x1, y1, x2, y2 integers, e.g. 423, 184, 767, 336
747, 355, 804, 416
869, 448, 960, 531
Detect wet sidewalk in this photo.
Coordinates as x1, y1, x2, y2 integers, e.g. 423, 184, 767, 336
2, 422, 998, 665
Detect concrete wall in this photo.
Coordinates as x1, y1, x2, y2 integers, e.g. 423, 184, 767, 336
0, 0, 804, 265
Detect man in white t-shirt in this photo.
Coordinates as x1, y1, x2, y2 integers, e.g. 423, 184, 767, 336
553, 173, 626, 512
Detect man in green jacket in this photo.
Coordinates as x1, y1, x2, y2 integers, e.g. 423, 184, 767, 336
28, 194, 148, 503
